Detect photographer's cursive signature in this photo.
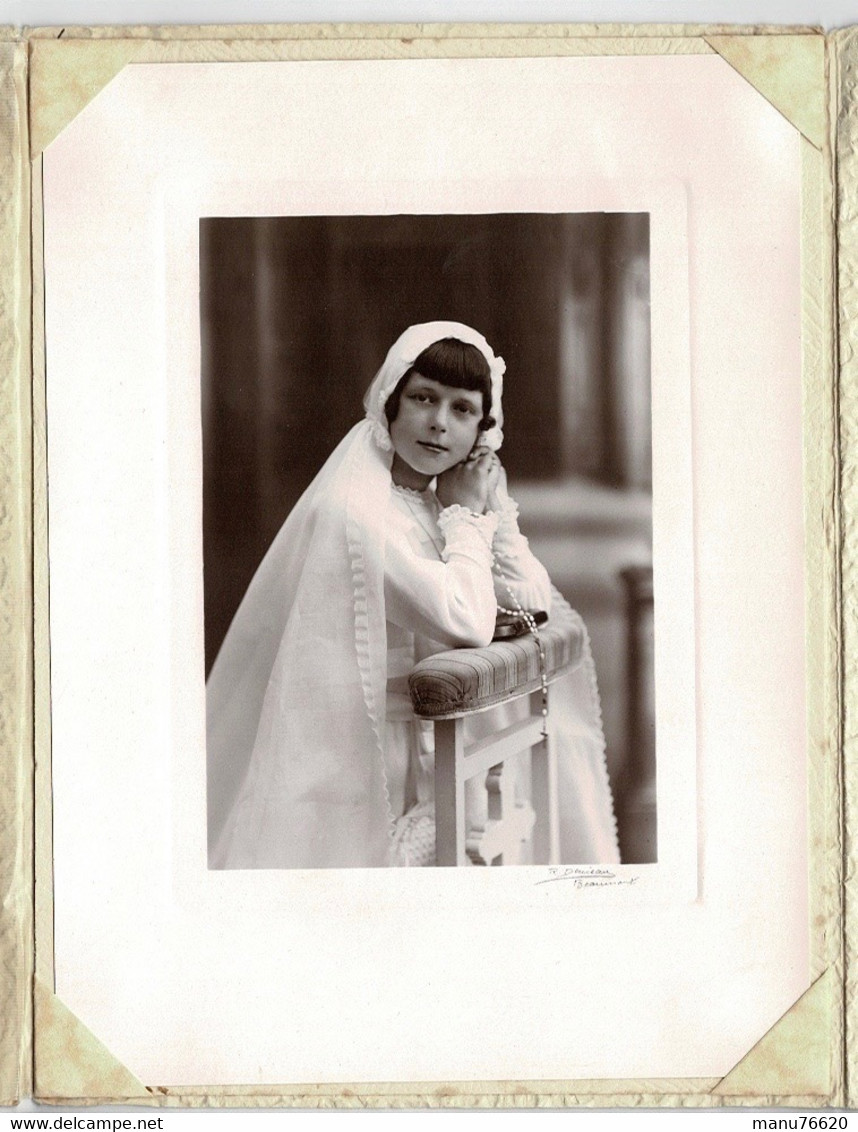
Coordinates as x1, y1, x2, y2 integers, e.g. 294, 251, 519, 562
535, 866, 640, 890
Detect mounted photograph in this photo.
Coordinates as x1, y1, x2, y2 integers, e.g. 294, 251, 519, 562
201, 212, 654, 871
29, 40, 826, 1094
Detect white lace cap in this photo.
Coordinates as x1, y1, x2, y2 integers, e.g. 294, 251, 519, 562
363, 321, 505, 453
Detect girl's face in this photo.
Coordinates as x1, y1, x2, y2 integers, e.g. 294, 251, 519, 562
389, 372, 484, 478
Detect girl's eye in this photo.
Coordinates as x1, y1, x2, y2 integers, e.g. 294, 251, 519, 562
409, 392, 433, 404
455, 403, 477, 415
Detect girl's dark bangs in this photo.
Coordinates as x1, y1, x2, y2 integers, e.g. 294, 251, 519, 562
412, 338, 490, 392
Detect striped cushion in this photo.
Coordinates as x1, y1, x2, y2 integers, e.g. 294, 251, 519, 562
408, 608, 584, 719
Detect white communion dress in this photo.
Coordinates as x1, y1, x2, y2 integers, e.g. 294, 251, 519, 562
206, 320, 620, 869
384, 483, 556, 865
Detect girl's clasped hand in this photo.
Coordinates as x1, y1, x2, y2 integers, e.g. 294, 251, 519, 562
436, 445, 502, 514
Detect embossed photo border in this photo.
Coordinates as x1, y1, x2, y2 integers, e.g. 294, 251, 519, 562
0, 21, 847, 1108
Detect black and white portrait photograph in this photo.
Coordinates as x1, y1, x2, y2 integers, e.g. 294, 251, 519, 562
201, 213, 655, 870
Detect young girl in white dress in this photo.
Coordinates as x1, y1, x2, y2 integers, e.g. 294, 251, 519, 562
206, 321, 619, 868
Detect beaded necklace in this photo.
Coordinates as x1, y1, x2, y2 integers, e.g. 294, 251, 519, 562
495, 571, 549, 739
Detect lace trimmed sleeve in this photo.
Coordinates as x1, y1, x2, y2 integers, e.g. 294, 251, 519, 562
437, 504, 499, 563
487, 496, 553, 613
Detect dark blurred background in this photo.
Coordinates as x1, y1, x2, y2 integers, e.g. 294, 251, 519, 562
200, 213, 656, 862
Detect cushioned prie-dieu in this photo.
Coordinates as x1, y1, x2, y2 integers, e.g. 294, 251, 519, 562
408, 607, 584, 719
